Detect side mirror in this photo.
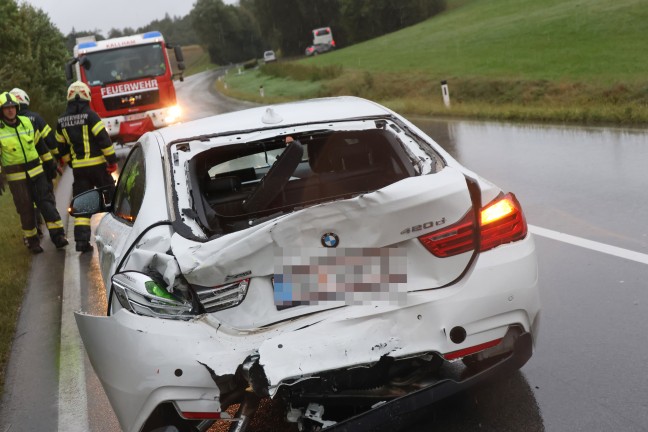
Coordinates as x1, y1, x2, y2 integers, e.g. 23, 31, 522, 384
65, 59, 76, 84
171, 45, 185, 81
79, 56, 91, 70
174, 46, 185, 64
68, 187, 113, 217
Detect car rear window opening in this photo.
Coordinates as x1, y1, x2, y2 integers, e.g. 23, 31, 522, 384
192, 129, 416, 234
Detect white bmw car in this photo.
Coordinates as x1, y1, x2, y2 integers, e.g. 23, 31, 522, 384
71, 96, 541, 432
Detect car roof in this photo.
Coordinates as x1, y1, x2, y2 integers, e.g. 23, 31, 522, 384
155, 96, 393, 144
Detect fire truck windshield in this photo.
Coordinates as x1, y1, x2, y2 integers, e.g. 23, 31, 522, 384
82, 43, 167, 86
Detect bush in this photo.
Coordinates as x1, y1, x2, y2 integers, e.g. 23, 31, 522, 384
260, 63, 343, 82
243, 58, 258, 70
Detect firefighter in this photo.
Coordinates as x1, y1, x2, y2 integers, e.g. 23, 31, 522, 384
56, 81, 117, 253
10, 88, 61, 162
10, 87, 61, 240
0, 91, 68, 254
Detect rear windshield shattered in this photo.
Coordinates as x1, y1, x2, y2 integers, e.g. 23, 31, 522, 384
182, 121, 443, 237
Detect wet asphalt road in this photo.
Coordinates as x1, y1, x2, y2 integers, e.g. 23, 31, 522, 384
1, 70, 647, 432
415, 119, 648, 431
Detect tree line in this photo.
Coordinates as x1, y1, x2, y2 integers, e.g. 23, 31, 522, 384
0, 1, 69, 124
0, 0, 445, 123
68, 0, 446, 65
191, 0, 446, 64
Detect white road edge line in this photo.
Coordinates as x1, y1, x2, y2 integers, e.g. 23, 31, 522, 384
58, 217, 89, 432
529, 224, 648, 265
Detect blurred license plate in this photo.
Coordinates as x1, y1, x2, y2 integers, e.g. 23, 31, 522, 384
273, 247, 407, 307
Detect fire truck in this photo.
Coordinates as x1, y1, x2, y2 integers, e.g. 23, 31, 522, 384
65, 31, 186, 144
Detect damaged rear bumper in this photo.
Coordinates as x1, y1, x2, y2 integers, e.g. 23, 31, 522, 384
74, 237, 539, 432
324, 331, 534, 431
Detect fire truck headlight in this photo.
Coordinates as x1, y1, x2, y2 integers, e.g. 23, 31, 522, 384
165, 105, 182, 124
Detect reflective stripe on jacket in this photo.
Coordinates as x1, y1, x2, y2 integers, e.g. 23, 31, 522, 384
56, 101, 117, 169
0, 116, 51, 181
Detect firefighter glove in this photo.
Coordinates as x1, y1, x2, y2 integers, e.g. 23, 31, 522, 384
0, 173, 5, 195
44, 160, 58, 180
106, 163, 118, 174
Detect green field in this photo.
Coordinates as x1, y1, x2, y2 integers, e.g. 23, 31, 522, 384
222, 0, 648, 124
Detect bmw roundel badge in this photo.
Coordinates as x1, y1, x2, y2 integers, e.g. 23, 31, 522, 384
321, 232, 340, 248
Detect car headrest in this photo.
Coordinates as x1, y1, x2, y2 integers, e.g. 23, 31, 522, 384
204, 175, 241, 195
309, 130, 388, 173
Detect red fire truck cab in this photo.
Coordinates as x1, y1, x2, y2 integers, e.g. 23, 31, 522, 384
65, 31, 185, 144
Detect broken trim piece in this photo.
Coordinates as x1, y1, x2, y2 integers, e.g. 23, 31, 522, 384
322, 332, 533, 431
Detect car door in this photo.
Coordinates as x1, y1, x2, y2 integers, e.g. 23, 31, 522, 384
95, 145, 147, 288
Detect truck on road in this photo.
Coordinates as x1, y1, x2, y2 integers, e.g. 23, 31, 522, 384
65, 31, 185, 144
312, 27, 335, 46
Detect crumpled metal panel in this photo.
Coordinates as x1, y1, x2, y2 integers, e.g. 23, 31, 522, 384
121, 234, 181, 291
172, 167, 472, 288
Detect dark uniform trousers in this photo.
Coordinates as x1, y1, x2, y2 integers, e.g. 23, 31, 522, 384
9, 172, 65, 241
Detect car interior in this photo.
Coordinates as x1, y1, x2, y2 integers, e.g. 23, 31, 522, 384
188, 128, 416, 235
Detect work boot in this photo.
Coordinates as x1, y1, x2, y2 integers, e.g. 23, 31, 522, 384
52, 234, 69, 249
76, 241, 93, 253
26, 236, 44, 254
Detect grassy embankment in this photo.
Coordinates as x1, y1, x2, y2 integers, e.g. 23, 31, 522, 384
219, 0, 648, 125
0, 45, 214, 396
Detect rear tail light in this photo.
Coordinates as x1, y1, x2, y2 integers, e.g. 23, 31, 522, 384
112, 271, 194, 320
195, 278, 250, 312
418, 192, 527, 257
480, 192, 528, 251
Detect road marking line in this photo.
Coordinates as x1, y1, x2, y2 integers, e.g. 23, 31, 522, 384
58, 217, 89, 432
529, 224, 648, 265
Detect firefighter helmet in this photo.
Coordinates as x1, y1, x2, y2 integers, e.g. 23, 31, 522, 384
9, 88, 30, 106
0, 92, 19, 122
0, 92, 20, 109
67, 81, 91, 102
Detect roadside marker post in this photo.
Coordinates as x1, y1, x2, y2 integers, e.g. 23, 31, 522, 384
441, 80, 451, 107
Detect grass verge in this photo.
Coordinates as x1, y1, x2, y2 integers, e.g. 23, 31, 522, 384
0, 192, 31, 399
220, 64, 648, 126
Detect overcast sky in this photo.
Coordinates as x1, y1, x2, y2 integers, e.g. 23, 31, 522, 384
20, 0, 235, 36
